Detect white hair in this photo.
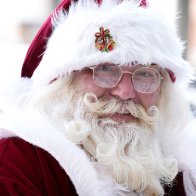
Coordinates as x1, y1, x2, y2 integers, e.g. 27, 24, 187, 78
19, 70, 193, 195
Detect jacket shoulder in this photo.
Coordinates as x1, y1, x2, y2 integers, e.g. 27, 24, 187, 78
0, 137, 78, 195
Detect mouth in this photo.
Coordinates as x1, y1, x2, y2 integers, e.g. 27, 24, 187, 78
100, 113, 138, 123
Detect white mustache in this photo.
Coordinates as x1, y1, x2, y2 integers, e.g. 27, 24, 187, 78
83, 93, 159, 124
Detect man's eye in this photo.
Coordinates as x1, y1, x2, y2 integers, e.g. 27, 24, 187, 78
97, 65, 113, 72
137, 71, 153, 77
100, 65, 110, 71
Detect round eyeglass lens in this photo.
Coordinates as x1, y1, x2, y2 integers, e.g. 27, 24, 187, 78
93, 64, 122, 88
132, 68, 160, 93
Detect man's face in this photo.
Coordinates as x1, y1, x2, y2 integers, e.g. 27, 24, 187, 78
73, 64, 161, 123
38, 63, 175, 193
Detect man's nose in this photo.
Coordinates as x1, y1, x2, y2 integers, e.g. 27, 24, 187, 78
110, 74, 136, 100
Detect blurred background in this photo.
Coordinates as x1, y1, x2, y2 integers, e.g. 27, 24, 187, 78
0, 0, 196, 100
0, 0, 60, 78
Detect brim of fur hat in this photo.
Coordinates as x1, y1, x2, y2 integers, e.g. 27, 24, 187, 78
22, 0, 193, 87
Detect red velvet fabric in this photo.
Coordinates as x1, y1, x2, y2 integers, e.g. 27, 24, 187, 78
21, 0, 73, 78
0, 137, 78, 196
0, 137, 187, 196
140, 0, 148, 7
164, 173, 186, 196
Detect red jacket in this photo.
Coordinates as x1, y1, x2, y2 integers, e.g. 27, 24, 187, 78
0, 137, 78, 196
0, 137, 186, 196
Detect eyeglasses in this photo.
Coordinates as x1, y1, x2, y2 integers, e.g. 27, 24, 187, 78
89, 63, 163, 94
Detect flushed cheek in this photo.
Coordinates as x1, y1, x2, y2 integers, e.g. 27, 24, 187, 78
137, 89, 161, 110
83, 83, 106, 96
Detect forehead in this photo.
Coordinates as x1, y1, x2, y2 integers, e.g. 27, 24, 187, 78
92, 62, 161, 71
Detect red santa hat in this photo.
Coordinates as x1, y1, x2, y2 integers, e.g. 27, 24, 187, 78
21, 0, 193, 87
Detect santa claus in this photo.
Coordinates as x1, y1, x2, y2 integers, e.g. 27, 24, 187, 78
0, 0, 196, 195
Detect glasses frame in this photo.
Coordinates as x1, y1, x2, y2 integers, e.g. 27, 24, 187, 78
89, 64, 163, 94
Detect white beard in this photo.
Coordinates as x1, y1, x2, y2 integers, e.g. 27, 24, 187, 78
60, 92, 178, 195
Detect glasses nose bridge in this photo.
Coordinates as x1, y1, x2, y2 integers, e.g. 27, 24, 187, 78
119, 70, 134, 83
117, 69, 134, 87
121, 70, 134, 76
